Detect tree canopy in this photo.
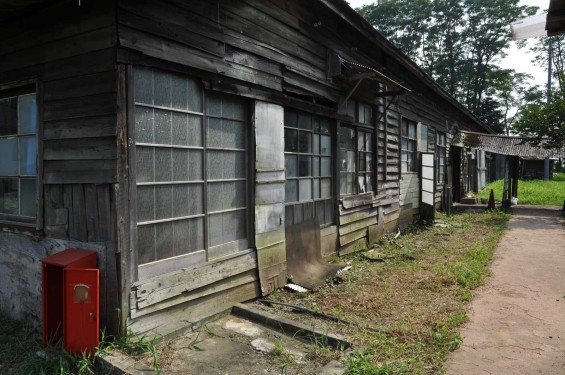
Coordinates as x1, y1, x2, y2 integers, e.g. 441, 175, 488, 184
356, 0, 537, 133
511, 35, 565, 149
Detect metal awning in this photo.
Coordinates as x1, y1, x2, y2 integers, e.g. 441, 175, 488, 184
452, 131, 565, 159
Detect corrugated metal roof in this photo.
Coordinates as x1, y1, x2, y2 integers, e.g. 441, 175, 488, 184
452, 131, 565, 159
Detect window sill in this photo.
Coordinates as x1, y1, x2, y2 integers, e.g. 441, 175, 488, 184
0, 220, 41, 238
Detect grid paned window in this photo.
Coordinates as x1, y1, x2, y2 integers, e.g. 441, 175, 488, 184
437, 132, 446, 183
0, 90, 37, 220
284, 109, 333, 226
339, 126, 374, 195
134, 67, 248, 265
420, 124, 429, 152
401, 119, 417, 172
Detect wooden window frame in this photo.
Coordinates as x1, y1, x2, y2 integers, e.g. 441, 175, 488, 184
401, 118, 417, 173
436, 131, 446, 184
130, 66, 252, 279
0, 80, 42, 230
284, 109, 334, 227
338, 100, 376, 196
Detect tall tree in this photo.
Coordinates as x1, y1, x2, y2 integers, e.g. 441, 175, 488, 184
356, 0, 537, 129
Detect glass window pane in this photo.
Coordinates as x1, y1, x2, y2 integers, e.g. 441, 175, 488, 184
20, 178, 36, 217
346, 151, 355, 172
358, 132, 365, 151
18, 93, 37, 134
316, 200, 325, 224
19, 136, 36, 176
187, 79, 202, 113
409, 123, 416, 138
172, 112, 188, 146
284, 110, 298, 127
172, 219, 190, 256
208, 181, 245, 211
339, 173, 348, 195
154, 148, 172, 181
319, 118, 330, 134
298, 131, 311, 153
313, 178, 320, 199
285, 180, 298, 203
313, 156, 320, 177
339, 127, 354, 149
360, 156, 366, 172
135, 106, 154, 143
0, 177, 18, 215
136, 186, 155, 223
0, 96, 17, 136
207, 117, 222, 148
155, 221, 174, 260
223, 96, 246, 121
137, 224, 156, 264
154, 109, 172, 145
173, 184, 189, 217
155, 185, 173, 220
321, 178, 331, 198
171, 74, 188, 110
173, 149, 189, 181
135, 67, 153, 105
0, 138, 18, 175
206, 93, 222, 117
365, 133, 373, 152
136, 146, 154, 183
313, 134, 320, 154
222, 210, 247, 243
226, 151, 245, 179
285, 128, 298, 152
207, 150, 223, 180
189, 184, 203, 215
321, 135, 331, 155
154, 70, 171, 108
358, 174, 366, 193
298, 113, 311, 129
188, 217, 204, 252
365, 154, 374, 172
189, 150, 203, 181
298, 155, 311, 177
208, 213, 223, 247
321, 157, 331, 176
299, 179, 312, 201
366, 173, 373, 192
187, 115, 203, 147
285, 154, 297, 178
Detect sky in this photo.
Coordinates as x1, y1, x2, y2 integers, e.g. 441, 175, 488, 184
346, 0, 550, 90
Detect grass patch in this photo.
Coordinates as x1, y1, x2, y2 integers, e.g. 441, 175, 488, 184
0, 315, 163, 375
266, 210, 510, 374
478, 172, 565, 205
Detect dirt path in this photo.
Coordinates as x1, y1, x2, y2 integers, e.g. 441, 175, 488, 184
445, 207, 565, 374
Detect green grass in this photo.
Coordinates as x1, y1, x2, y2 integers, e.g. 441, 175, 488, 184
478, 172, 565, 206
0, 315, 162, 375
267, 210, 510, 374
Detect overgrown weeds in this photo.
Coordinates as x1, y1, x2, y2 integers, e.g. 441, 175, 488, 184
0, 314, 162, 375
267, 210, 509, 374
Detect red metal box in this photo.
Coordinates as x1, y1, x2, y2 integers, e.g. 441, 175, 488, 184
42, 248, 99, 355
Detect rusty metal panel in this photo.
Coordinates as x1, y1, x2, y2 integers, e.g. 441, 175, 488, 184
254, 101, 286, 296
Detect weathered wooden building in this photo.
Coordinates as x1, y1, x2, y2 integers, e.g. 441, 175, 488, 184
0, 0, 492, 338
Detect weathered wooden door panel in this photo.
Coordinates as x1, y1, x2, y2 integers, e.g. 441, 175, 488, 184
254, 101, 286, 295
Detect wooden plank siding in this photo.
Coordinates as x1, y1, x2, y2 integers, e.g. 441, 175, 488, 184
0, 0, 120, 334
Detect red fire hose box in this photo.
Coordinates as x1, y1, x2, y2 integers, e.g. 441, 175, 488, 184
42, 248, 99, 355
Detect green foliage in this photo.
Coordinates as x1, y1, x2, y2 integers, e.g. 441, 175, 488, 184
478, 173, 565, 205
512, 87, 565, 149
0, 314, 162, 375
356, 0, 537, 130
346, 351, 393, 375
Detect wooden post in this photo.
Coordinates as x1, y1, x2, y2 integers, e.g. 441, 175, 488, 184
502, 157, 510, 208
